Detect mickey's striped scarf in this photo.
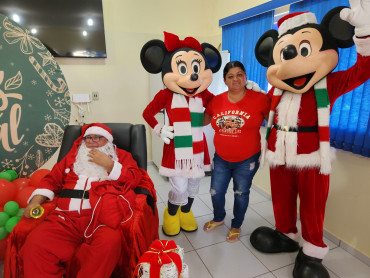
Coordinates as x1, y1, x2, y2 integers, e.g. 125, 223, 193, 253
263, 77, 332, 174
171, 93, 205, 175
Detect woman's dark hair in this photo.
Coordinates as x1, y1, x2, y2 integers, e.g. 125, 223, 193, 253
223, 61, 246, 79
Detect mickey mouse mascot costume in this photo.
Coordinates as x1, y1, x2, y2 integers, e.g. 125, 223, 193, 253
250, 1, 370, 277
141, 32, 221, 236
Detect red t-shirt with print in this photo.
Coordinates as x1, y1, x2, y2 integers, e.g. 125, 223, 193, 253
205, 90, 270, 162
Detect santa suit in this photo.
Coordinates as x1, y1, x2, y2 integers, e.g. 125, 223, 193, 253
143, 88, 213, 205
266, 45, 370, 258
21, 130, 142, 278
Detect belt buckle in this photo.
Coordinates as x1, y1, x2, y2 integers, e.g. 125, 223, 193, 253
284, 126, 290, 132
82, 190, 87, 199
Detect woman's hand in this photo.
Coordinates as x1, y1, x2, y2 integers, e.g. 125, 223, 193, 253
88, 149, 114, 172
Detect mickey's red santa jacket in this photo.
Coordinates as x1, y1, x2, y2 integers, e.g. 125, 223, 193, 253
266, 52, 370, 174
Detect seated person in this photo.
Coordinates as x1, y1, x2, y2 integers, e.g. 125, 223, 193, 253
21, 123, 142, 278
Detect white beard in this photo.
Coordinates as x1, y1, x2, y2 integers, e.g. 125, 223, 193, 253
73, 141, 118, 180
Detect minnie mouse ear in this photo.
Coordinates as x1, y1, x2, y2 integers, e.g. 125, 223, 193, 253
321, 6, 354, 48
201, 43, 222, 73
140, 40, 167, 73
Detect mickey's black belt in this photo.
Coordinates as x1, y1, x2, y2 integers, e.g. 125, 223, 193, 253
59, 189, 89, 199
273, 124, 318, 132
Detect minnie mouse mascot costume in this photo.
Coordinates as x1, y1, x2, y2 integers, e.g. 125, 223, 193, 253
250, 1, 370, 277
141, 32, 222, 236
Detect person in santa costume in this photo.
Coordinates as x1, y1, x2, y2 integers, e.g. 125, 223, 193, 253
249, 1, 370, 278
21, 123, 142, 278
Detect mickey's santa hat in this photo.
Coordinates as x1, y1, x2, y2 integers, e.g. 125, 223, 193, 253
277, 11, 317, 36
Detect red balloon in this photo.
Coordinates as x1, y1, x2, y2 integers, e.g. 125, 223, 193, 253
0, 179, 17, 207
0, 237, 6, 260
15, 186, 36, 208
13, 178, 31, 192
29, 169, 51, 187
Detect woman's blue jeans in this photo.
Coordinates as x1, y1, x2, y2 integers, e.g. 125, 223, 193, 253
210, 152, 260, 229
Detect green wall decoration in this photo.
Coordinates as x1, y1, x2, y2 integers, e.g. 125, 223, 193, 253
0, 14, 71, 177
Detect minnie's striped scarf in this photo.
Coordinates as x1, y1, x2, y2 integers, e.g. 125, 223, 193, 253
171, 93, 205, 174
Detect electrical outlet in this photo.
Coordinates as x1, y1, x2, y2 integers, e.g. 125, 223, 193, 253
92, 91, 99, 101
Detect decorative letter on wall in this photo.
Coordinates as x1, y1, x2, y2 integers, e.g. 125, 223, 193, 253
0, 14, 71, 176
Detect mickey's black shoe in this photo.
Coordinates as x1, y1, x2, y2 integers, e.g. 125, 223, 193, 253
293, 248, 330, 278
250, 226, 300, 253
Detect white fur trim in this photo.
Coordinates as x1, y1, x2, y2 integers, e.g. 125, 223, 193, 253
28, 188, 55, 203
284, 232, 301, 243
319, 142, 332, 175
277, 92, 301, 127
109, 161, 122, 180
354, 36, 370, 56
279, 12, 317, 37
84, 126, 113, 143
302, 239, 329, 259
65, 168, 70, 173
153, 123, 163, 137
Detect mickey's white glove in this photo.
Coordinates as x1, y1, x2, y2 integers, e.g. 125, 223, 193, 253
160, 125, 174, 144
246, 80, 266, 93
340, 0, 370, 37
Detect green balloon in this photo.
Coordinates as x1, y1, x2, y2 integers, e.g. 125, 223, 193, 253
0, 212, 10, 227
0, 171, 12, 181
4, 201, 19, 217
0, 226, 8, 239
16, 208, 25, 217
5, 216, 21, 233
6, 170, 18, 181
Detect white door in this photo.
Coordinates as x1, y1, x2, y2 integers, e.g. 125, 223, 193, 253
204, 51, 230, 163
149, 74, 166, 168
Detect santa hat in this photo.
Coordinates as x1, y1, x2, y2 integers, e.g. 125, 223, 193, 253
83, 123, 113, 143
62, 123, 113, 169
277, 12, 317, 37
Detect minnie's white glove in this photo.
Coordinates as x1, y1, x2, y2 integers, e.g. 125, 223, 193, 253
160, 125, 174, 144
340, 0, 370, 37
246, 80, 265, 93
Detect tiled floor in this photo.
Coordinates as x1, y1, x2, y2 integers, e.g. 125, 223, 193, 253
1, 165, 369, 278
147, 164, 370, 278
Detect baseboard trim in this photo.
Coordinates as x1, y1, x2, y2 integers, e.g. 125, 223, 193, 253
251, 184, 272, 200
252, 184, 370, 266
323, 230, 370, 267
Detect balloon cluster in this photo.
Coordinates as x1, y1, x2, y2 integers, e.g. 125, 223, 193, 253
0, 168, 51, 260
0, 201, 23, 239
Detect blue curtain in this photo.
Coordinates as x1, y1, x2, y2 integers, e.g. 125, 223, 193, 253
290, 0, 370, 157
222, 11, 274, 92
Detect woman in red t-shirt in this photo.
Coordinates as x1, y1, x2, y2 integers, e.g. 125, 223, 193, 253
203, 61, 270, 242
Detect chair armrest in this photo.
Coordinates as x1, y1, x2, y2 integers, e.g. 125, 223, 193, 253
134, 187, 155, 215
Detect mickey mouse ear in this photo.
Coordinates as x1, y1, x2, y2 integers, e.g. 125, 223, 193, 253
321, 6, 354, 49
140, 40, 167, 74
201, 43, 222, 73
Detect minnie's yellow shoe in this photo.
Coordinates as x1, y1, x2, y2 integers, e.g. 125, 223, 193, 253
179, 210, 198, 232
162, 207, 180, 236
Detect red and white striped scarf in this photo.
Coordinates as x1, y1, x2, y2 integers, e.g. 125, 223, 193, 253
171, 93, 206, 175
